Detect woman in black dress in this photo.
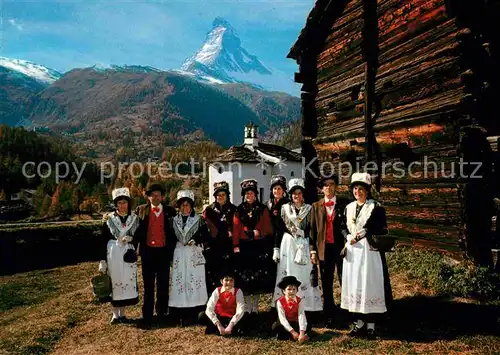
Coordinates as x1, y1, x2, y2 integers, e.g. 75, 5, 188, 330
266, 175, 289, 264
232, 179, 274, 314
203, 181, 237, 293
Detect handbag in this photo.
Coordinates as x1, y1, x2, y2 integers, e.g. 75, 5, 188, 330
91, 274, 112, 302
123, 248, 138, 263
192, 245, 206, 266
368, 234, 397, 252
294, 238, 308, 265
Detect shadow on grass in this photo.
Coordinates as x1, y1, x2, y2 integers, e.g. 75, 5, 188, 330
238, 296, 500, 344
0, 270, 58, 313
381, 295, 500, 342
219, 309, 344, 343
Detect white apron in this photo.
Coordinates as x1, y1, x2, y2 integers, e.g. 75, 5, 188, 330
272, 203, 323, 311
341, 200, 386, 314
169, 214, 208, 308
106, 214, 139, 302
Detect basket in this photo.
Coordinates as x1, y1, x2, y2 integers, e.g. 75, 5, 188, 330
368, 234, 397, 252
91, 274, 112, 302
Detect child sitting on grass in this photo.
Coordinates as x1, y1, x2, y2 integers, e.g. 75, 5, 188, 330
199, 272, 246, 336
272, 276, 309, 344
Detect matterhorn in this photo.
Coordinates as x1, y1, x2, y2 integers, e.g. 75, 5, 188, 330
181, 17, 297, 95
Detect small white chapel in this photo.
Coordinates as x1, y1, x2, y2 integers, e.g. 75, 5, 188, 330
208, 122, 303, 203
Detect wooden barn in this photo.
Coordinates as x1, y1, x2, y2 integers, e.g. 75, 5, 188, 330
288, 0, 500, 266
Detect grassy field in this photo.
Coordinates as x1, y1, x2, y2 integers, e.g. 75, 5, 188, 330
1, 249, 499, 355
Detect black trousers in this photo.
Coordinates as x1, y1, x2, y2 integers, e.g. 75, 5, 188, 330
319, 243, 343, 318
271, 320, 310, 340
199, 312, 246, 335
141, 246, 170, 320
171, 305, 205, 323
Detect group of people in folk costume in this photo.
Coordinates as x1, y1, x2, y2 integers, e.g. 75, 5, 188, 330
99, 172, 392, 340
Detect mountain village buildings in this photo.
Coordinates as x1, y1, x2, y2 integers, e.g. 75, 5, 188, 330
208, 122, 302, 203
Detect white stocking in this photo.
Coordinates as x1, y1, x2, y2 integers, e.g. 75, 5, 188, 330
252, 295, 259, 313
244, 295, 253, 313
112, 307, 120, 319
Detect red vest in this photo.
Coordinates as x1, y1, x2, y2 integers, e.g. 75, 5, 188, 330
215, 287, 239, 318
147, 211, 165, 247
278, 296, 301, 322
326, 208, 335, 244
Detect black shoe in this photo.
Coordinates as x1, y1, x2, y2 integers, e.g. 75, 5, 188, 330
366, 328, 376, 340
234, 327, 245, 337
119, 316, 129, 324
136, 317, 153, 329
110, 317, 121, 325
179, 318, 194, 327
348, 325, 366, 337
325, 318, 335, 329
157, 315, 172, 327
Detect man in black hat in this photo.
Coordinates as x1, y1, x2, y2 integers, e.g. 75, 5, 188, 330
135, 183, 177, 328
310, 174, 350, 328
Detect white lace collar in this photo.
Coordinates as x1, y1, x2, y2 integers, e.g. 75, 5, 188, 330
107, 213, 138, 238
173, 213, 200, 240
346, 199, 375, 235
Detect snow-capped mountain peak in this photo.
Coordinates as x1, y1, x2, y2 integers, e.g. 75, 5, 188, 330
180, 17, 298, 95
182, 17, 291, 88
0, 57, 62, 84
182, 17, 241, 70
212, 17, 237, 35
189, 25, 225, 67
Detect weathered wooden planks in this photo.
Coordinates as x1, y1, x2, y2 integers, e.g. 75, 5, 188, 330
290, 0, 499, 255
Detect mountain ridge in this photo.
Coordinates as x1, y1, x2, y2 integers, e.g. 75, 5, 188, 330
15, 67, 299, 155
0, 17, 300, 152
0, 57, 62, 84
0, 58, 63, 126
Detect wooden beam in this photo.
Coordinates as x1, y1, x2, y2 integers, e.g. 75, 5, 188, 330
362, 0, 382, 191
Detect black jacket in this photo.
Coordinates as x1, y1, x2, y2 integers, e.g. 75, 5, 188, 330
134, 203, 177, 258
267, 197, 289, 247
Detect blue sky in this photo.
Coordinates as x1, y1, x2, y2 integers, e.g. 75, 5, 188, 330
1, 0, 315, 84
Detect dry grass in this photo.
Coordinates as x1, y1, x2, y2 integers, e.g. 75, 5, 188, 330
1, 260, 499, 355
0, 264, 101, 354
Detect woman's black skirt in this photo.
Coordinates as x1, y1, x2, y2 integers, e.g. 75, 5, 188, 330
233, 236, 276, 294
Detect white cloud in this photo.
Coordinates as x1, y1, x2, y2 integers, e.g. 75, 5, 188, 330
8, 18, 23, 31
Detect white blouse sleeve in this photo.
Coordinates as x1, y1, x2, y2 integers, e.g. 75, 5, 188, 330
205, 289, 220, 325
229, 289, 246, 326
298, 300, 307, 331
277, 300, 293, 332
